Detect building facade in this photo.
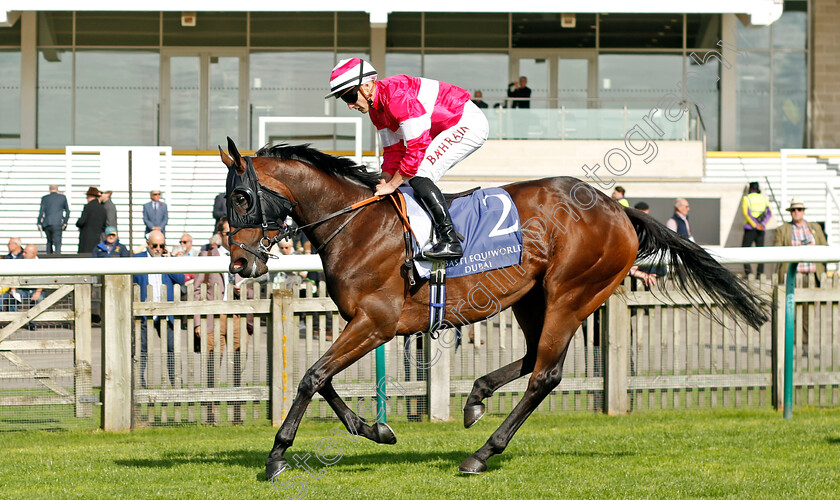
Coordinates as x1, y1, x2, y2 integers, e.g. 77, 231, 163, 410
0, 3, 825, 153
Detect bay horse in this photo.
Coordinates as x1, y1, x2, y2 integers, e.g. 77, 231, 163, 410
219, 138, 768, 478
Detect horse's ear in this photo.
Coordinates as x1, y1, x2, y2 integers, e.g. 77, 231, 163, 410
223, 136, 245, 173
219, 145, 234, 168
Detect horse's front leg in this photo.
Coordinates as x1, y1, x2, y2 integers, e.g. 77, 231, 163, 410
266, 312, 394, 480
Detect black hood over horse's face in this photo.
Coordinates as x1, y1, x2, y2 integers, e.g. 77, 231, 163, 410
220, 137, 296, 277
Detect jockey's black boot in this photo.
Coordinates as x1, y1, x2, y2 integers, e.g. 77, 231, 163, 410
409, 177, 463, 260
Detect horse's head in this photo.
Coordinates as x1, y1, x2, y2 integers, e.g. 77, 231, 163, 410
220, 137, 297, 278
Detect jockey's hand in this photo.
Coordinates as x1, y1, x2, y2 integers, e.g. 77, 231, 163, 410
375, 179, 397, 196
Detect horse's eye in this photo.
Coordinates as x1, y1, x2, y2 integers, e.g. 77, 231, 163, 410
233, 193, 249, 214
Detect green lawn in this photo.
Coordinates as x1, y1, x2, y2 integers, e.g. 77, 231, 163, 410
1, 408, 839, 499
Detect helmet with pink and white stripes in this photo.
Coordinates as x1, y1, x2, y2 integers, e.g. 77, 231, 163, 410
325, 58, 377, 100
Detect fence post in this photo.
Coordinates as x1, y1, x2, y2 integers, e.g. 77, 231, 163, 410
74, 283, 93, 418
101, 274, 132, 431
771, 284, 785, 411
603, 292, 629, 415
427, 330, 451, 422
269, 289, 293, 427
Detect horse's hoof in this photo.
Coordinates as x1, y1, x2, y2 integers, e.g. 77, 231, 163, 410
265, 457, 291, 481
458, 455, 487, 474
464, 403, 486, 428
374, 422, 397, 445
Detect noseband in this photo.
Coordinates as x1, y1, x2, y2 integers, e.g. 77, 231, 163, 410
226, 156, 298, 262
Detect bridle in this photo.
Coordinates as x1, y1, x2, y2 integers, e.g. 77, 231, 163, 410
225, 155, 385, 263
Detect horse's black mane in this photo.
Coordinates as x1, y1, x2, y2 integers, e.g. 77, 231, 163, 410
255, 144, 380, 189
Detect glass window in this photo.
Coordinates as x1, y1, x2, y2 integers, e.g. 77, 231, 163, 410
38, 12, 73, 46
0, 15, 21, 46
426, 13, 508, 49
37, 49, 72, 148
387, 13, 421, 48
385, 51, 421, 78
736, 17, 770, 50
209, 56, 241, 152
250, 12, 334, 48
685, 54, 720, 151
736, 52, 771, 150
0, 51, 20, 147
599, 14, 683, 49
75, 12, 160, 46
512, 13, 595, 48
686, 14, 721, 49
168, 56, 199, 149
773, 52, 807, 149
773, 1, 807, 50
424, 53, 508, 106
75, 51, 159, 146
337, 12, 370, 47
558, 58, 590, 108
598, 53, 684, 107
163, 12, 246, 47
250, 51, 337, 150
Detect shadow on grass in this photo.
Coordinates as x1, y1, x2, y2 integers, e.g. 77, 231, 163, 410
114, 448, 510, 480
826, 436, 840, 445
551, 450, 636, 458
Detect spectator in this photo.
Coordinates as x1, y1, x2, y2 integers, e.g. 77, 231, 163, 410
741, 181, 772, 277
774, 198, 828, 285
612, 186, 630, 207
143, 189, 168, 235
213, 192, 226, 230
37, 184, 70, 254
471, 90, 489, 109
5, 237, 23, 259
177, 233, 200, 257
99, 190, 117, 230
202, 217, 230, 252
507, 76, 532, 109
665, 198, 694, 242
75, 187, 106, 254
92, 226, 129, 258
633, 201, 650, 213
133, 230, 185, 388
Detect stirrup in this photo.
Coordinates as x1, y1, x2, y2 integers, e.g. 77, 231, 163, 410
422, 241, 463, 260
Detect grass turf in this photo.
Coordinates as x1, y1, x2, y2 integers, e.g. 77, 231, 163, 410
1, 407, 839, 499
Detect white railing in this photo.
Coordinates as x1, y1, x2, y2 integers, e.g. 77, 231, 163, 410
258, 116, 363, 166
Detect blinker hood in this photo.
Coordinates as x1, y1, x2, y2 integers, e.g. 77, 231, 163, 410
225, 156, 296, 230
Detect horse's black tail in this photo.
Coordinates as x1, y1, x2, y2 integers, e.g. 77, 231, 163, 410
624, 207, 770, 329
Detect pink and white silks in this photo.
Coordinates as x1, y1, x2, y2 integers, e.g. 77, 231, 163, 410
370, 75, 489, 182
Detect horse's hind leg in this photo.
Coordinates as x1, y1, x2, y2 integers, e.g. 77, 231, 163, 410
463, 288, 544, 428
459, 314, 578, 474
319, 380, 397, 445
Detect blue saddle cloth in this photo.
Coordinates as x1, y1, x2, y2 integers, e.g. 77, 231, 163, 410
400, 186, 523, 279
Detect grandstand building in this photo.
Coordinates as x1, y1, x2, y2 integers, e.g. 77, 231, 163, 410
1, 2, 838, 255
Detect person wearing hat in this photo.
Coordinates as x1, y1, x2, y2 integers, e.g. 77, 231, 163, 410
325, 57, 490, 260
741, 181, 772, 277
774, 198, 828, 285
92, 226, 129, 258
75, 186, 107, 254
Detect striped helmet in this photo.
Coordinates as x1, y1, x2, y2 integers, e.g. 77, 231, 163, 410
325, 58, 377, 99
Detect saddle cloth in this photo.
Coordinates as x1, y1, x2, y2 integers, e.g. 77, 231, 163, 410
399, 186, 523, 279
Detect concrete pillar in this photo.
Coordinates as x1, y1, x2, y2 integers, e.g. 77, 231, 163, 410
20, 11, 37, 149
719, 14, 739, 151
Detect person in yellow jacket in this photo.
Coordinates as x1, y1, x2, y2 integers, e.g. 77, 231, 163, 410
612, 186, 630, 207
741, 181, 772, 276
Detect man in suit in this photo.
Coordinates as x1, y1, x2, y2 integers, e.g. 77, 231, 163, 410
212, 192, 226, 231
75, 187, 106, 254
37, 184, 70, 254
133, 230, 185, 388
143, 189, 168, 235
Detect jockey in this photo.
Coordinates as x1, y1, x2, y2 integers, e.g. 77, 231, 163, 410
326, 58, 490, 260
